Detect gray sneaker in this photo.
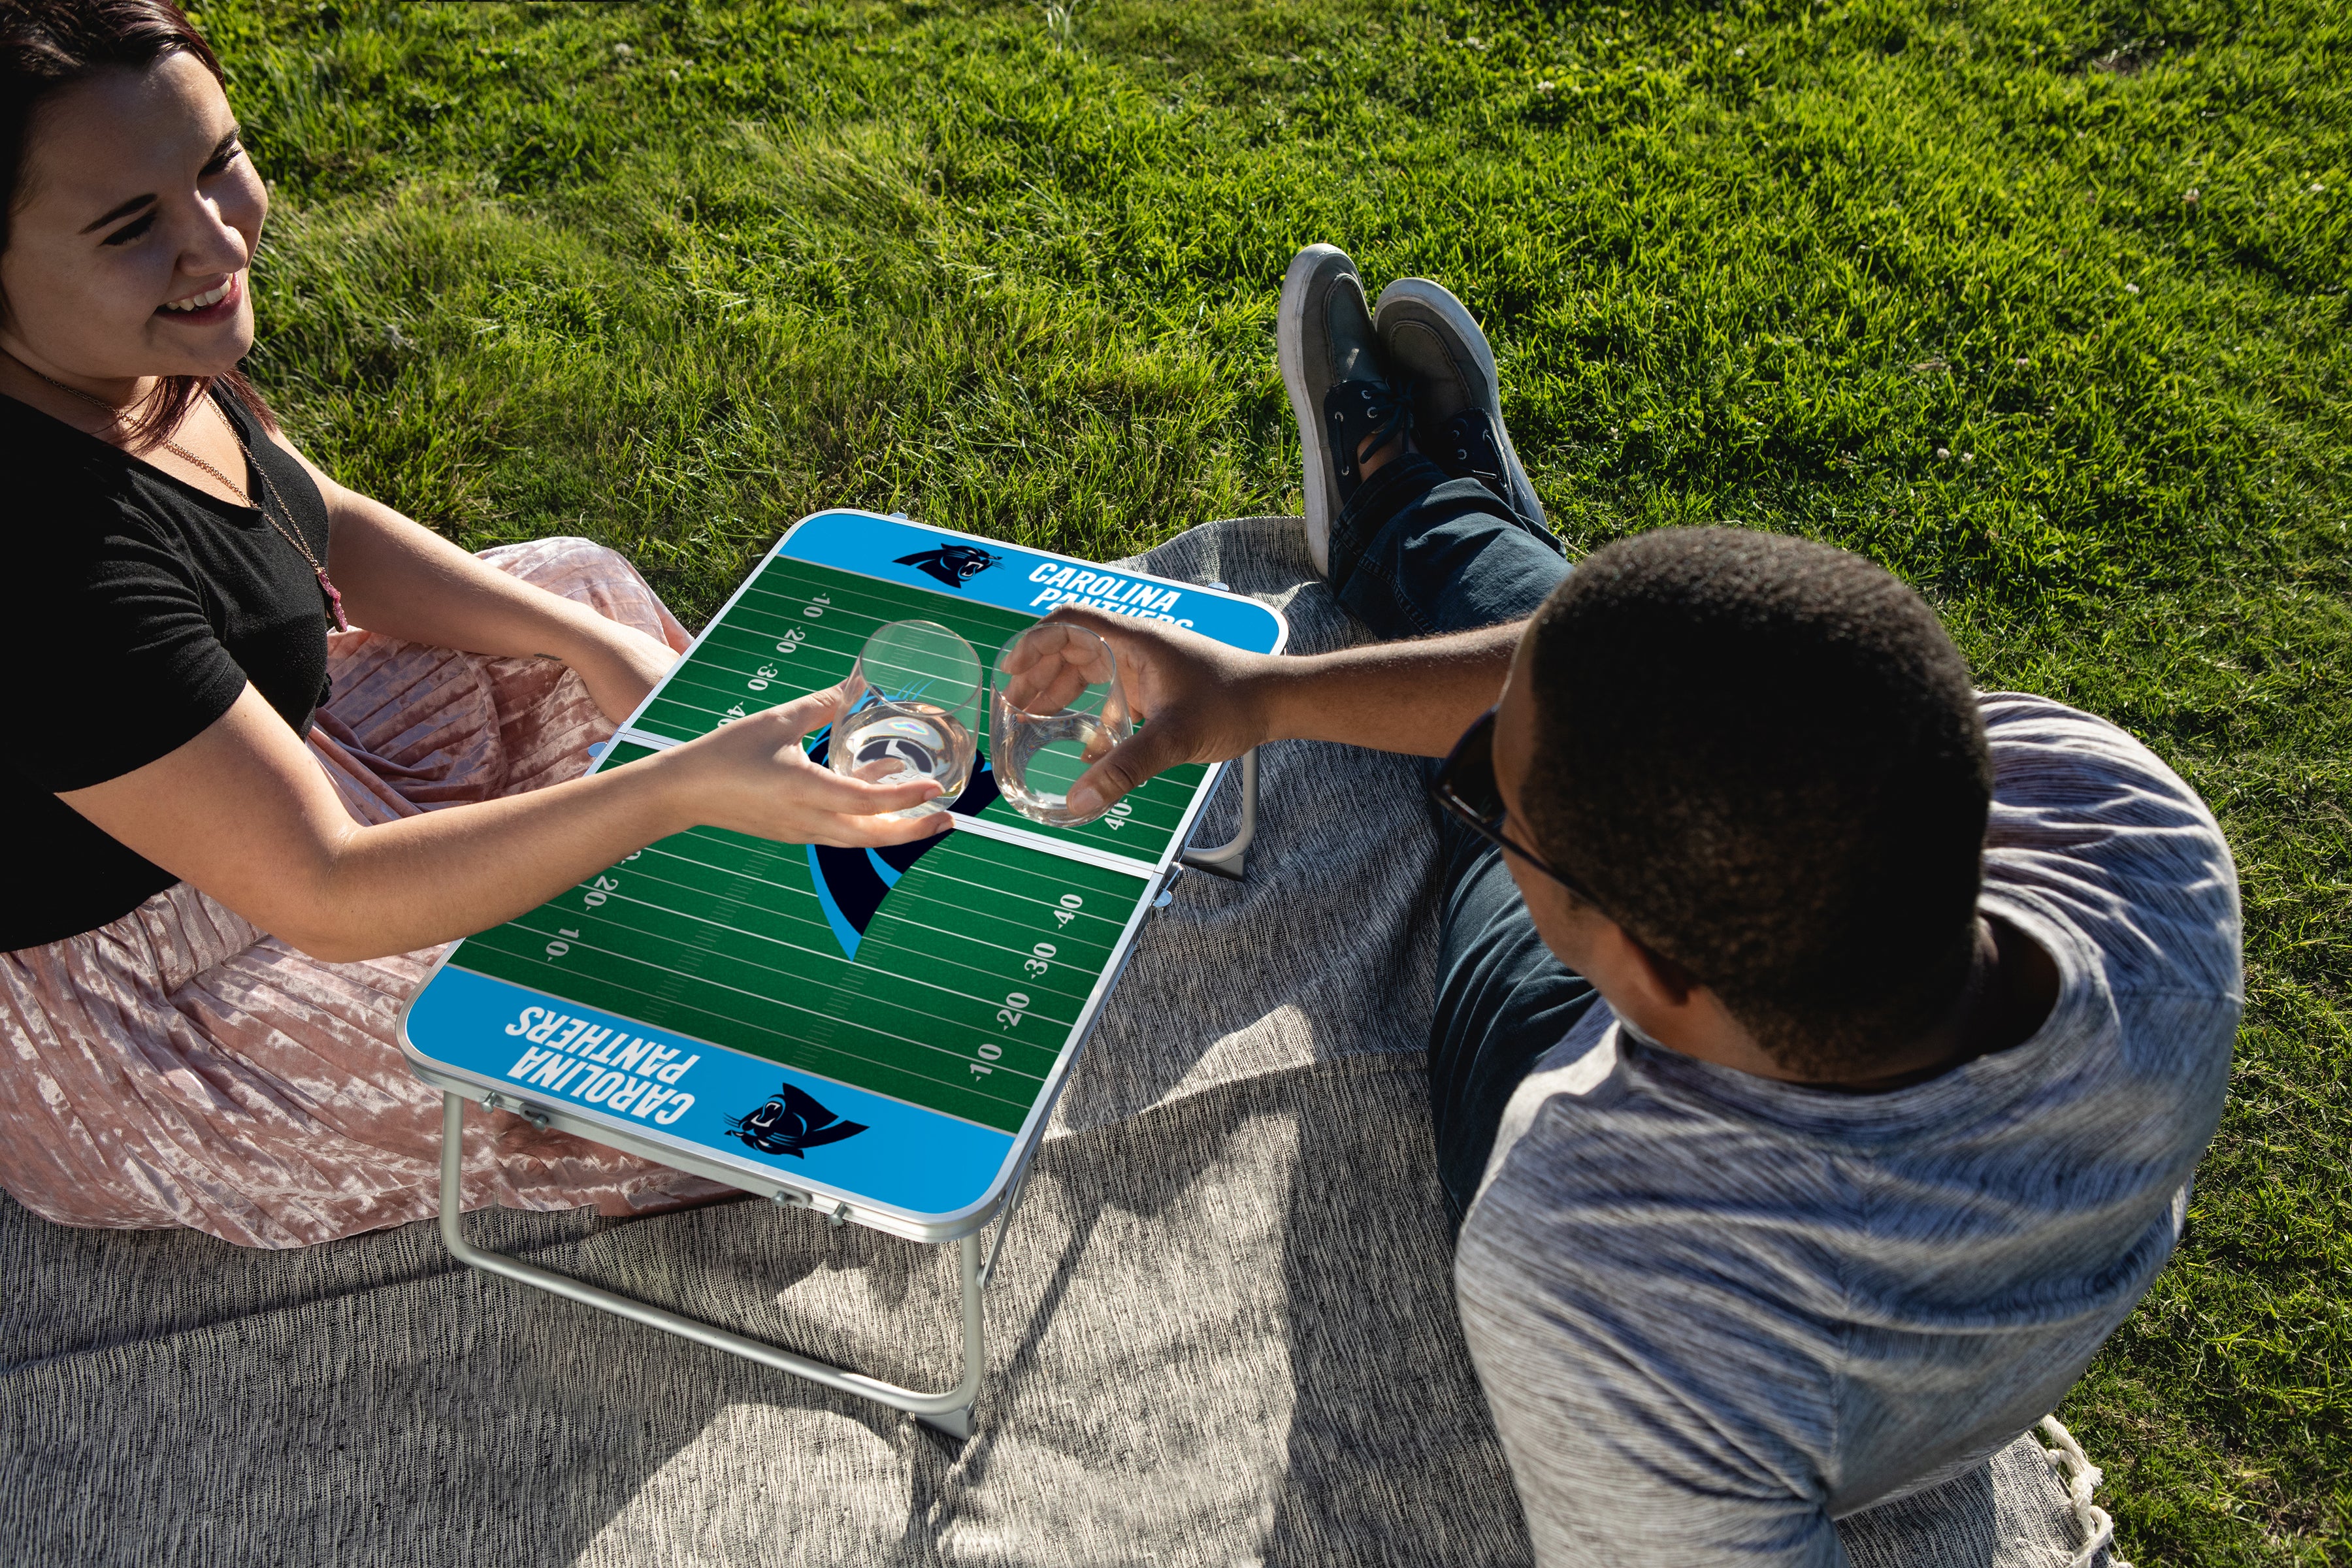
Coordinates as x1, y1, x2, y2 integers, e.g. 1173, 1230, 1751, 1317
1278, 244, 1408, 575
1373, 278, 1554, 544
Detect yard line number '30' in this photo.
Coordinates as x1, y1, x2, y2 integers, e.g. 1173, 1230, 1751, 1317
725, 597, 834, 722
970, 894, 1084, 1078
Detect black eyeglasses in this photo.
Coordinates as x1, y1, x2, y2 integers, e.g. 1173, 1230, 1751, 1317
1426, 706, 1603, 907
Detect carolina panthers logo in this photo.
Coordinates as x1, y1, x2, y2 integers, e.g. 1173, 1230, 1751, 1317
842, 725, 947, 783
802, 728, 1004, 959
894, 544, 1002, 588
725, 1082, 868, 1158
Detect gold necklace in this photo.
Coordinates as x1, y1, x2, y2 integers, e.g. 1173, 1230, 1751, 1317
14, 362, 348, 631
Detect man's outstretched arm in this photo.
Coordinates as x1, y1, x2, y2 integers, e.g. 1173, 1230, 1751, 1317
1042, 604, 1526, 819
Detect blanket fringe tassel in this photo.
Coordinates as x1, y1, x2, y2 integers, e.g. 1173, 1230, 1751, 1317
2038, 1414, 2131, 1568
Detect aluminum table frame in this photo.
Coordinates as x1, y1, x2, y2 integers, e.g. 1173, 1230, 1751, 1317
428, 755, 1258, 1441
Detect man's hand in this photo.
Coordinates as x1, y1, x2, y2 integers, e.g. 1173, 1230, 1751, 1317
1038, 606, 1279, 819
1041, 601, 1528, 816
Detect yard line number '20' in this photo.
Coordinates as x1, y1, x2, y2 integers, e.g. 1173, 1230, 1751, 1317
725, 598, 833, 718
772, 595, 830, 657
970, 990, 1030, 1078
969, 992, 1035, 1081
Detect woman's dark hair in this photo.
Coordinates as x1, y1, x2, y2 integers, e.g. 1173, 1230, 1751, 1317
1520, 527, 1992, 1080
0, 0, 272, 446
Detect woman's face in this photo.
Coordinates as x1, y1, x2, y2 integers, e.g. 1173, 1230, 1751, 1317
0, 49, 265, 389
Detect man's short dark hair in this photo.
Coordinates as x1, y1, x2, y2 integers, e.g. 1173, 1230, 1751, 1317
1520, 527, 1991, 1078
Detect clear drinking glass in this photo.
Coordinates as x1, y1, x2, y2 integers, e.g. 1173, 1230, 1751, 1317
828, 619, 981, 819
990, 623, 1132, 826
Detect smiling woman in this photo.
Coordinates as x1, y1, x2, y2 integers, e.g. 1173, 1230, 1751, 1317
0, 0, 945, 1247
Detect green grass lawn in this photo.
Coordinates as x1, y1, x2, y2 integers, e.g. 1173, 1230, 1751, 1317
198, 1, 2347, 1560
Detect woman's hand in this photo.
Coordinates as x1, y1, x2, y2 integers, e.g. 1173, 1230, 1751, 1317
562, 618, 683, 726
651, 687, 954, 848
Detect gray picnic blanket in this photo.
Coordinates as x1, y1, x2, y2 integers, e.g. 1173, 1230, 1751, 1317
0, 517, 2108, 1566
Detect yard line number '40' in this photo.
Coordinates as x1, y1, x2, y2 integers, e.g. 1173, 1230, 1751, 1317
970, 893, 1085, 1078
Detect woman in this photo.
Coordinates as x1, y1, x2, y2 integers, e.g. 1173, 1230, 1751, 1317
0, 0, 943, 1247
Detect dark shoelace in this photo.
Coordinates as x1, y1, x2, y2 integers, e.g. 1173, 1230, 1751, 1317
1326, 374, 1416, 484
1437, 409, 1508, 488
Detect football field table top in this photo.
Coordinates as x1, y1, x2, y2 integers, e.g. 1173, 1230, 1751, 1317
400, 512, 1288, 1242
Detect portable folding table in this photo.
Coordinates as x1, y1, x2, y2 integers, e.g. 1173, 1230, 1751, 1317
399, 511, 1288, 1437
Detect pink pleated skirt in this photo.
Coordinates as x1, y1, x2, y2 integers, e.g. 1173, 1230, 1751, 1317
0, 537, 730, 1249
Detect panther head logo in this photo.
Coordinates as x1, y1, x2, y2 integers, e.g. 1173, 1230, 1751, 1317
801, 730, 1004, 960
894, 544, 1002, 588
724, 1083, 869, 1159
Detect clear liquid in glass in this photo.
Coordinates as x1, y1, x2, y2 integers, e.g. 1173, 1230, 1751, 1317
828, 699, 974, 819
990, 700, 1122, 826
988, 621, 1130, 828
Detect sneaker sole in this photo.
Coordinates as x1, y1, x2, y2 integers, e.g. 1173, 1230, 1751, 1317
1277, 244, 1352, 575
1373, 277, 1548, 531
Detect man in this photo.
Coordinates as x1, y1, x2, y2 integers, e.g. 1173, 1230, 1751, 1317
1049, 244, 2239, 1564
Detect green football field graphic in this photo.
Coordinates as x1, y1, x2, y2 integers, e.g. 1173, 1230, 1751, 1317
454, 740, 1146, 1133
421, 517, 1278, 1149
627, 555, 1204, 864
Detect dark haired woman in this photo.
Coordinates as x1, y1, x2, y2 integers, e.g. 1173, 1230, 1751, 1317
0, 1, 944, 1247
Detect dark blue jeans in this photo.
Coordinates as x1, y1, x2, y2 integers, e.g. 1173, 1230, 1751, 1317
1329, 456, 1601, 1237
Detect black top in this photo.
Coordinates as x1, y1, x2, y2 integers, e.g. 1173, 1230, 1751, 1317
0, 387, 336, 949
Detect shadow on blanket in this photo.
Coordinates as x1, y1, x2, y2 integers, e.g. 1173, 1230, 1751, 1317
0, 518, 2106, 1567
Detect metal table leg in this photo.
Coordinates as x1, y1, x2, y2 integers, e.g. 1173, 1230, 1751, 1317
436, 1094, 983, 1439
1180, 747, 1258, 879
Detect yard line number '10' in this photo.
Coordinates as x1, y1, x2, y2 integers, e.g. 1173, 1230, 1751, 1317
970, 893, 1085, 1078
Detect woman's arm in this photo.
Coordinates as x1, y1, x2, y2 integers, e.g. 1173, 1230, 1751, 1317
278, 437, 678, 723
60, 684, 945, 962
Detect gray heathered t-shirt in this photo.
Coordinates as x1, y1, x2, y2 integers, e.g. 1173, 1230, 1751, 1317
1454, 693, 2240, 1567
